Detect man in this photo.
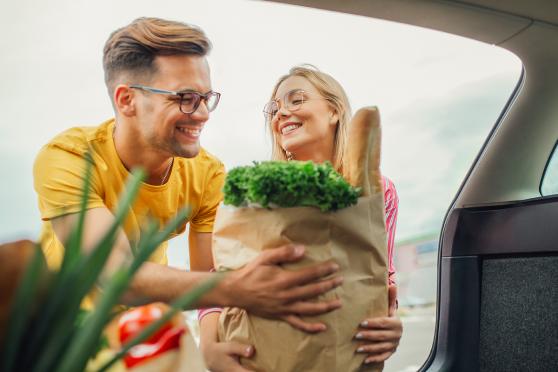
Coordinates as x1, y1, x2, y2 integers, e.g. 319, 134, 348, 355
33, 17, 341, 331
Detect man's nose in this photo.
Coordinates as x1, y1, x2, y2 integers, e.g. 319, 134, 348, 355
189, 100, 210, 121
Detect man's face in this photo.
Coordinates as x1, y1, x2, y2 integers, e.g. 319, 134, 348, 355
133, 55, 212, 158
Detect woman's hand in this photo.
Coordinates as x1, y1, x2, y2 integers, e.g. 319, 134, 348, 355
199, 312, 255, 372
201, 339, 255, 372
355, 285, 403, 365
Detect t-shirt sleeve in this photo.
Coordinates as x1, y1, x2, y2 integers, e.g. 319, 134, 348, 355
189, 161, 225, 233
34, 144, 105, 221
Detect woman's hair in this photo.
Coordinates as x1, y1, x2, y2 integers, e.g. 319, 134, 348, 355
267, 65, 352, 172
103, 17, 211, 97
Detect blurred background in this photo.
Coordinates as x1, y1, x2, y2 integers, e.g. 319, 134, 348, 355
0, 0, 522, 370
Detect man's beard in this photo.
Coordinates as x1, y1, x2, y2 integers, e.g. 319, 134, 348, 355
151, 135, 200, 159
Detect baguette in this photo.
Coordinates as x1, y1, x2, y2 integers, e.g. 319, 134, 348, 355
344, 106, 381, 196
366, 107, 383, 194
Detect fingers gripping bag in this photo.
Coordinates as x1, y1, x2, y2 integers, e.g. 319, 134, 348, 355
212, 108, 388, 372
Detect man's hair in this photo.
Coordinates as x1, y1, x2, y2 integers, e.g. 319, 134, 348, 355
103, 17, 211, 96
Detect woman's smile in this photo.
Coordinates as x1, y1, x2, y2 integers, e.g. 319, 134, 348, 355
279, 122, 303, 135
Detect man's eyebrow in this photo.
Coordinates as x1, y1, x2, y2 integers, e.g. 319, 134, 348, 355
176, 88, 213, 94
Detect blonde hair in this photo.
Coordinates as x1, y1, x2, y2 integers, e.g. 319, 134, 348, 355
267, 65, 351, 172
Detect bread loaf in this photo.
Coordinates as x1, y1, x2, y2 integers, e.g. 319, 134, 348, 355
344, 106, 382, 196
366, 107, 383, 194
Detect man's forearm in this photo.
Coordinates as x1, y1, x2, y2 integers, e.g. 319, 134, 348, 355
123, 262, 232, 308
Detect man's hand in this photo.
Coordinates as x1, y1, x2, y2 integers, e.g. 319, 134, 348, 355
221, 244, 343, 332
354, 285, 403, 364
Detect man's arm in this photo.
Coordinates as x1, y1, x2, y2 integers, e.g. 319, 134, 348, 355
188, 231, 214, 272
51, 208, 343, 314
51, 208, 216, 304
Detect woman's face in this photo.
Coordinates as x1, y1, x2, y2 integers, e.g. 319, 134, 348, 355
271, 76, 338, 161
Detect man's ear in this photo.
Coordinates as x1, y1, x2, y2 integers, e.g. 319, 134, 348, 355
114, 85, 136, 117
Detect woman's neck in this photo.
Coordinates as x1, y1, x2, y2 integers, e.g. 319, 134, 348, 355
290, 144, 334, 164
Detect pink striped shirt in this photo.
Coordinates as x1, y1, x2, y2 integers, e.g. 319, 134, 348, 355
199, 177, 399, 320
382, 176, 399, 286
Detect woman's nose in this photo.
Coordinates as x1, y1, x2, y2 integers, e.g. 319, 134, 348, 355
277, 104, 291, 117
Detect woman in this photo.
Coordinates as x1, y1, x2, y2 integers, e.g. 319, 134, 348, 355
200, 66, 402, 371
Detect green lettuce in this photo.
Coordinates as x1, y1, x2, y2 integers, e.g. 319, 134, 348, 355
223, 161, 360, 212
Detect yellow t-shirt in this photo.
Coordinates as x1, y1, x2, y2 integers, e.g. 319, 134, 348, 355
34, 118, 225, 271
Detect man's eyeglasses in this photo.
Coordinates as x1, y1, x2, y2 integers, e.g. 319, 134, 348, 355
130, 85, 221, 114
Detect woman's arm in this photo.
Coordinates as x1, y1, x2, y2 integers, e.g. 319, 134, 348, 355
356, 285, 402, 364
355, 177, 403, 365
384, 176, 399, 286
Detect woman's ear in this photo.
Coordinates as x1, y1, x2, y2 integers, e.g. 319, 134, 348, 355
114, 85, 136, 117
329, 110, 339, 126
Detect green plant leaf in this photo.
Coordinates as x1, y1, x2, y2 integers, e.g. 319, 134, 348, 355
31, 168, 146, 372
6, 154, 208, 372
55, 207, 190, 372
61, 151, 94, 274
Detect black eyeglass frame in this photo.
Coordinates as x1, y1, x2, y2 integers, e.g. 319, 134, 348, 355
129, 84, 221, 114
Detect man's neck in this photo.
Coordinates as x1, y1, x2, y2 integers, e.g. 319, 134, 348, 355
112, 119, 173, 185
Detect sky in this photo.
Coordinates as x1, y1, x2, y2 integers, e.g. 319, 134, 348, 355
0, 0, 522, 267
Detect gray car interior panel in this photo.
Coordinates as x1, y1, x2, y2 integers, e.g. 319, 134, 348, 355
479, 256, 558, 371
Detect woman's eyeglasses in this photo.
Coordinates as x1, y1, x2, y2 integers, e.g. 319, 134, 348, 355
263, 89, 309, 122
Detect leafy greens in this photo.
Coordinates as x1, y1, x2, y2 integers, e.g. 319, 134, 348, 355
223, 161, 360, 212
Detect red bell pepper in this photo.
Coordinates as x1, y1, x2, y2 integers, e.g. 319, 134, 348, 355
117, 303, 186, 368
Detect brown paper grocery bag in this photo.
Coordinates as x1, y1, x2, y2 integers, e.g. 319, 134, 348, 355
212, 194, 388, 372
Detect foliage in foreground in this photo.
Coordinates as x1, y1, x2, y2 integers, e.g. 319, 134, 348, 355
0, 155, 218, 372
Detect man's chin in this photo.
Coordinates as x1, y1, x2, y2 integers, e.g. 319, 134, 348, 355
174, 144, 200, 159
